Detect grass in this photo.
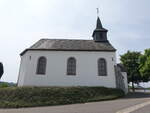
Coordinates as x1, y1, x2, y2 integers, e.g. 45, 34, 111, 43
0, 86, 124, 108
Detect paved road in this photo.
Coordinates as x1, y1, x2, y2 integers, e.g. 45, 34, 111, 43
0, 92, 150, 113
131, 104, 150, 113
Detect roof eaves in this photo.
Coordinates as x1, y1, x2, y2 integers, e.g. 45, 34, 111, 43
20, 48, 116, 56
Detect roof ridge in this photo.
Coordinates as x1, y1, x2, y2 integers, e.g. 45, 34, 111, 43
39, 38, 93, 41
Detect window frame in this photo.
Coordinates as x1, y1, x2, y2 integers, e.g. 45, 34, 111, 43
98, 58, 107, 76
36, 56, 47, 75
67, 57, 76, 76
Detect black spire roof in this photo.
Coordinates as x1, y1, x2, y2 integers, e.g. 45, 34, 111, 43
96, 17, 103, 29
92, 16, 108, 42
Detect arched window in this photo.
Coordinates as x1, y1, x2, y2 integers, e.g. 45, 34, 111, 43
67, 57, 76, 75
36, 56, 47, 75
98, 58, 107, 76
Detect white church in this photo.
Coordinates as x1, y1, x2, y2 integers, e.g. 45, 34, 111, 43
17, 16, 128, 92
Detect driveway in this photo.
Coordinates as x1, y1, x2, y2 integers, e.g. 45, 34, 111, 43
0, 91, 150, 113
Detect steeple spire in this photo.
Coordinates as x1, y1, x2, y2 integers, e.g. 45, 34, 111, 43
96, 17, 103, 29
96, 8, 103, 29
92, 13, 108, 42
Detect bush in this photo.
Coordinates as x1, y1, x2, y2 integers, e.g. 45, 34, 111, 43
0, 87, 124, 108
0, 83, 9, 88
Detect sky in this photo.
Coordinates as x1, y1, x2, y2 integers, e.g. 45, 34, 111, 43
0, 0, 150, 83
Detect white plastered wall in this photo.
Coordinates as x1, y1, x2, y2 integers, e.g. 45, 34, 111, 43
18, 50, 117, 88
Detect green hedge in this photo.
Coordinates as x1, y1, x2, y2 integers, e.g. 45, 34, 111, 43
0, 87, 124, 108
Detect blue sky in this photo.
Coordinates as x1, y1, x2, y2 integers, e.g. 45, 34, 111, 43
0, 0, 150, 82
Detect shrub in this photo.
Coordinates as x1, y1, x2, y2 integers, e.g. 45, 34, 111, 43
0, 83, 9, 88
0, 87, 124, 108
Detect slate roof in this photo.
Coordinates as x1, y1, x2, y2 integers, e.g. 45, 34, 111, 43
20, 39, 116, 56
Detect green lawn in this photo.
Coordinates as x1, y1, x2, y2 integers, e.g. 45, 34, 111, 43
0, 87, 124, 108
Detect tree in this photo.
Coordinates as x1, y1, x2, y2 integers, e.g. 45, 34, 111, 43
139, 49, 150, 82
0, 62, 4, 79
120, 51, 142, 91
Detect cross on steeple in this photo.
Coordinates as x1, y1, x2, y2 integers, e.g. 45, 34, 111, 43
96, 8, 99, 17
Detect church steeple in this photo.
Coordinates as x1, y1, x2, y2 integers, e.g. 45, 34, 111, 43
92, 16, 108, 42
96, 17, 103, 29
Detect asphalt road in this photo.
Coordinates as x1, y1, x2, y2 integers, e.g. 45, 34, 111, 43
0, 92, 150, 113
131, 104, 150, 113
